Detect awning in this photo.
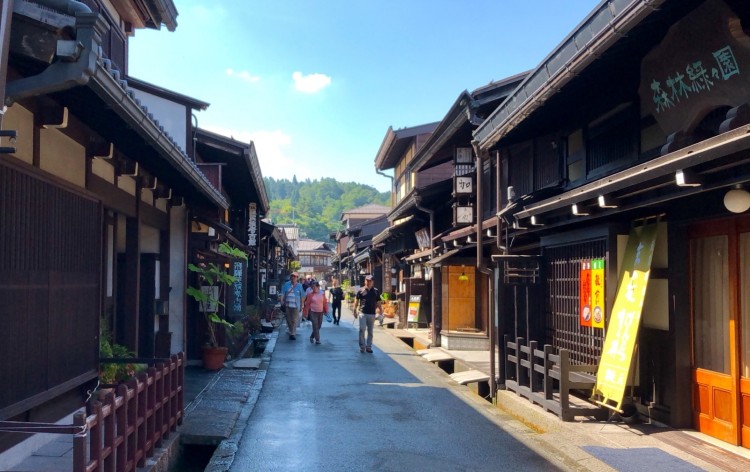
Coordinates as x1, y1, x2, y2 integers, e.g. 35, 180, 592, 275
404, 248, 433, 262
372, 215, 415, 246
514, 123, 750, 220
353, 250, 372, 265
5, 12, 229, 210
441, 218, 496, 243
426, 243, 476, 267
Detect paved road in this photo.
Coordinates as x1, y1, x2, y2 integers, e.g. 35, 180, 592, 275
228, 313, 582, 471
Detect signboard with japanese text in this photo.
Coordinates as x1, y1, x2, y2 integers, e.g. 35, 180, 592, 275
594, 223, 659, 412
591, 259, 606, 329
247, 203, 257, 247
640, 0, 750, 135
415, 228, 431, 250
407, 295, 421, 323
228, 260, 247, 317
579, 261, 592, 327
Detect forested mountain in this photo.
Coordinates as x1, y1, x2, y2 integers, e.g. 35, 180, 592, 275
264, 177, 391, 241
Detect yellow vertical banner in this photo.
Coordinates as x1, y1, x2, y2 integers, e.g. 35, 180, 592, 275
590, 259, 605, 329
594, 222, 659, 412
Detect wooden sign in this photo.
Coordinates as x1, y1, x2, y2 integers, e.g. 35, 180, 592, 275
639, 0, 750, 134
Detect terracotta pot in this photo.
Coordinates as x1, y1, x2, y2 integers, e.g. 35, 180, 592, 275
202, 346, 228, 370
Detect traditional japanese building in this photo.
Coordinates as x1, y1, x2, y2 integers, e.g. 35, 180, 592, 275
474, 0, 750, 448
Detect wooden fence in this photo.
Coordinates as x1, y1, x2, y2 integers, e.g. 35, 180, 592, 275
503, 336, 606, 421
73, 353, 184, 472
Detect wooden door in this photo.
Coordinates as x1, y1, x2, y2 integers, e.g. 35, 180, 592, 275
690, 218, 750, 447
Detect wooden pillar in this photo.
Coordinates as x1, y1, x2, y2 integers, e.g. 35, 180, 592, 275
120, 189, 141, 353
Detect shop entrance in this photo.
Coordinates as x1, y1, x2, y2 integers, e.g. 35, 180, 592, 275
690, 217, 750, 446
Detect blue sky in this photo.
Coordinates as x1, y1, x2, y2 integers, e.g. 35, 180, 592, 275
129, 1, 601, 192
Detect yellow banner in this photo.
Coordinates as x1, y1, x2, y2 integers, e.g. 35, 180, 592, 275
591, 259, 605, 329
594, 222, 658, 412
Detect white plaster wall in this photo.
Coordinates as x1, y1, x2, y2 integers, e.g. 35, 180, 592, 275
92, 158, 115, 183
140, 224, 160, 253
119, 175, 136, 196
40, 129, 85, 187
130, 89, 189, 154
169, 206, 188, 354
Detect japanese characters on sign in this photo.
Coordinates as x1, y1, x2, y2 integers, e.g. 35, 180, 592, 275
594, 223, 659, 412
639, 0, 750, 134
579, 261, 592, 327
649, 44, 739, 114
228, 260, 246, 316
591, 259, 605, 329
248, 203, 257, 247
407, 295, 421, 323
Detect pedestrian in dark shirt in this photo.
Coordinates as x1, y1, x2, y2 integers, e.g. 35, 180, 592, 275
353, 275, 381, 353
329, 278, 344, 325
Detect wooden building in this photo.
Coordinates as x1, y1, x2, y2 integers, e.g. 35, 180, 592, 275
474, 0, 750, 448
0, 0, 227, 462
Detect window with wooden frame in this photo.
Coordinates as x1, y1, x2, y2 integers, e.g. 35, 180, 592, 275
586, 102, 638, 179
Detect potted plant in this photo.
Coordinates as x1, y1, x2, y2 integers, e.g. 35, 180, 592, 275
186, 242, 248, 370
99, 318, 143, 388
380, 292, 398, 318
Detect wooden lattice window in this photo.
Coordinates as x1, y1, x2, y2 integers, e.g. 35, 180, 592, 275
544, 239, 607, 365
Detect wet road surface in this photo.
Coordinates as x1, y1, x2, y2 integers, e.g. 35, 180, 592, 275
228, 315, 576, 471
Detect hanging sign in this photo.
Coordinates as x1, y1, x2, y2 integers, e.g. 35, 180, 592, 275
579, 261, 592, 327
591, 259, 606, 328
228, 260, 247, 317
594, 222, 659, 413
407, 295, 421, 323
248, 203, 257, 247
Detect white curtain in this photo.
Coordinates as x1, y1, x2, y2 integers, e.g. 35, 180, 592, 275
691, 236, 730, 374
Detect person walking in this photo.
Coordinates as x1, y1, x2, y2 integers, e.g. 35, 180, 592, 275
353, 275, 381, 353
302, 281, 328, 345
328, 278, 344, 325
280, 272, 305, 341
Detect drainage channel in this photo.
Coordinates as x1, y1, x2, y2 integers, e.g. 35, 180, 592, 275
169, 444, 216, 471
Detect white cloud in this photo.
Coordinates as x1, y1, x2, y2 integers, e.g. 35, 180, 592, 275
292, 71, 331, 93
225, 68, 261, 84
201, 125, 311, 181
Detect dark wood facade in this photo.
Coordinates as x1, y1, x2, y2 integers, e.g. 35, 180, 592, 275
474, 0, 750, 447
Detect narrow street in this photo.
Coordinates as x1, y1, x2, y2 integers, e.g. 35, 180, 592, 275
226, 306, 582, 472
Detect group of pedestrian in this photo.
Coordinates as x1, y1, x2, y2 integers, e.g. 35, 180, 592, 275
280, 272, 382, 353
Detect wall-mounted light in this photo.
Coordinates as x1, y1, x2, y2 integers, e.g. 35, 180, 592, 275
458, 266, 469, 282
675, 169, 702, 187
571, 204, 589, 216
724, 184, 750, 213
391, 267, 397, 274
530, 215, 544, 226
597, 195, 618, 209
512, 218, 527, 230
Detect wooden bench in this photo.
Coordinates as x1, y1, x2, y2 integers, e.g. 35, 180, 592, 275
503, 336, 606, 421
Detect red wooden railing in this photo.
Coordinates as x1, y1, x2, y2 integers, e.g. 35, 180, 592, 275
73, 353, 184, 472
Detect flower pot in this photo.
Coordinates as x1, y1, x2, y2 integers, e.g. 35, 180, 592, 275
202, 346, 228, 370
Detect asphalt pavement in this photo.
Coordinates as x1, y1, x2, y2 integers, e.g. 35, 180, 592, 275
219, 307, 584, 472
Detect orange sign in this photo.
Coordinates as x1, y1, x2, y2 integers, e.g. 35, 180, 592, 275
579, 261, 592, 327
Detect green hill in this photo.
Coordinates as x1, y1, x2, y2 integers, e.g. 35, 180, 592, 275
264, 177, 391, 241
